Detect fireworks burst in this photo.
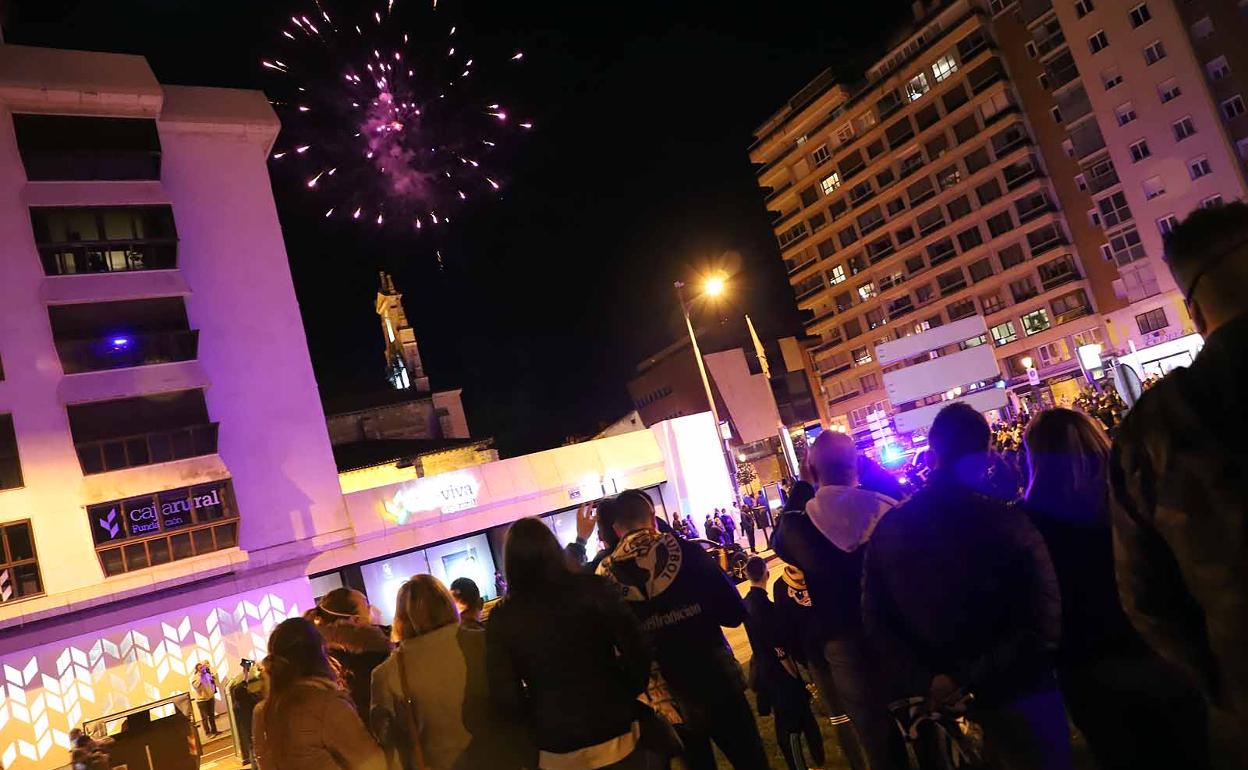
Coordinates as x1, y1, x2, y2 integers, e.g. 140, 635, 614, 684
264, 0, 530, 233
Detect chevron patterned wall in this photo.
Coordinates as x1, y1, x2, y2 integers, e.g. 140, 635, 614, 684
0, 577, 312, 770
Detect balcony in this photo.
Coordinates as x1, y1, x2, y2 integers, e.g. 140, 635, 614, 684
1016, 194, 1053, 224
14, 114, 162, 181
786, 252, 817, 275
57, 330, 200, 375
968, 59, 1006, 95
1038, 255, 1081, 290
991, 125, 1030, 158
1027, 225, 1066, 257
1070, 120, 1107, 161
1055, 85, 1093, 127
76, 423, 219, 475
1086, 160, 1120, 194
1020, 0, 1055, 26
1003, 159, 1039, 191
1043, 51, 1079, 92
1033, 25, 1066, 58
764, 180, 794, 203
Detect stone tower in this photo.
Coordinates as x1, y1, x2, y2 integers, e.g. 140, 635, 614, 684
376, 271, 430, 392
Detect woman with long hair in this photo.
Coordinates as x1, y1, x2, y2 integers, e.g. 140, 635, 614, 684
310, 588, 391, 718
1023, 408, 1209, 770
370, 574, 526, 770
486, 517, 653, 770
252, 617, 385, 770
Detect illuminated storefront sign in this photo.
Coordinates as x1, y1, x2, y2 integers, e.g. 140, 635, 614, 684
382, 471, 481, 525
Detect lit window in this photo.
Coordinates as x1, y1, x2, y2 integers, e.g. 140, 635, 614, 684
1191, 16, 1214, 39
1173, 116, 1197, 141
1157, 214, 1179, 236
1089, 30, 1109, 54
932, 54, 958, 83
1115, 102, 1137, 126
1144, 40, 1167, 66
1221, 95, 1246, 121
1158, 78, 1182, 103
852, 346, 873, 366
1021, 308, 1051, 336
906, 72, 931, 102
991, 321, 1018, 346
1189, 156, 1212, 180
830, 265, 847, 284
821, 172, 842, 196
0, 520, 43, 603
1076, 0, 1095, 18
1129, 139, 1151, 163
858, 282, 877, 302
1207, 56, 1232, 81
1142, 175, 1166, 200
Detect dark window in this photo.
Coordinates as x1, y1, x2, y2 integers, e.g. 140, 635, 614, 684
928, 237, 957, 266
1015, 192, 1052, 223
828, 198, 849, 219
900, 152, 925, 178
885, 117, 916, 148
840, 150, 867, 179
13, 114, 161, 181
877, 89, 904, 119
867, 139, 887, 159
834, 291, 854, 313
838, 225, 859, 249
998, 242, 1025, 269
953, 115, 980, 144
942, 81, 971, 113
817, 238, 837, 259
0, 521, 43, 603
925, 133, 950, 161
968, 257, 994, 282
31, 206, 178, 276
958, 226, 985, 253
1010, 276, 1039, 303
894, 224, 916, 245
800, 187, 819, 207
875, 167, 897, 189
1136, 307, 1168, 334
917, 206, 946, 236
957, 29, 989, 61
849, 180, 875, 205
987, 210, 1016, 238
69, 390, 218, 475
886, 197, 906, 216
88, 480, 240, 576
808, 212, 827, 232
916, 103, 941, 131
908, 178, 937, 207
848, 253, 868, 275
937, 267, 968, 296
0, 415, 23, 490
857, 206, 885, 235
905, 255, 926, 275
947, 297, 977, 321
976, 178, 1003, 206
843, 317, 863, 340
964, 146, 992, 174
946, 195, 973, 221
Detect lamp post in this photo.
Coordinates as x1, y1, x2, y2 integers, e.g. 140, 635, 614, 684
674, 278, 740, 501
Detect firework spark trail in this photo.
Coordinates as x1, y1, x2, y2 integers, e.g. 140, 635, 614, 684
264, 0, 530, 233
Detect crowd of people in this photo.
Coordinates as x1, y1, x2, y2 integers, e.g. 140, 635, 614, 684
219, 203, 1248, 770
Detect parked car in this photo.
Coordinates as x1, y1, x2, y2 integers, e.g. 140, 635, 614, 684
692, 538, 750, 582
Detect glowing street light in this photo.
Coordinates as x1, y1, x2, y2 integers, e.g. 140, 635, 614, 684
1021, 356, 1034, 370
703, 275, 726, 298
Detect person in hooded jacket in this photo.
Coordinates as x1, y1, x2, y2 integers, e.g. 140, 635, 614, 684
310, 588, 392, 719
772, 430, 906, 770
597, 490, 768, 770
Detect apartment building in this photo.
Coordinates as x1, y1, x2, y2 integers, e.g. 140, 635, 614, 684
751, 0, 1113, 438
0, 45, 350, 769
1002, 0, 1246, 371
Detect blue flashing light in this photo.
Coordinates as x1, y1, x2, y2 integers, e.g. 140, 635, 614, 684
111, 337, 131, 347
879, 442, 907, 468
995, 380, 1007, 388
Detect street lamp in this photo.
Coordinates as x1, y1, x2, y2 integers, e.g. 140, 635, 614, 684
1020, 356, 1038, 414
674, 277, 740, 501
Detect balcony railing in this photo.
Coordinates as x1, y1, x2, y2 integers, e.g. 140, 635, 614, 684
1003, 161, 1039, 190
76, 423, 219, 475
1086, 163, 1120, 194
764, 180, 794, 203
1054, 302, 1092, 326
40, 242, 177, 276
56, 330, 199, 375
1039, 258, 1081, 290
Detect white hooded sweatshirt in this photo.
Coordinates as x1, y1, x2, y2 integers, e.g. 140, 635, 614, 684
805, 485, 898, 553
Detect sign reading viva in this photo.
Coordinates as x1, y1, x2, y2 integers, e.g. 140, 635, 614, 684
383, 471, 482, 526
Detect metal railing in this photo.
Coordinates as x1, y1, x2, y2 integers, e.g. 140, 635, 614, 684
39, 242, 176, 276
56, 329, 199, 375
76, 423, 219, 475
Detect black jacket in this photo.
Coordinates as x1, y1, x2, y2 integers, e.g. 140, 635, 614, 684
485, 573, 650, 754
771, 566, 822, 669
771, 482, 871, 641
743, 587, 809, 716
597, 528, 746, 697
320, 621, 392, 718
1111, 314, 1248, 751
862, 471, 1061, 704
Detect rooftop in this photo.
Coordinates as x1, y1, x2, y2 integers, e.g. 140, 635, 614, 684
332, 437, 492, 473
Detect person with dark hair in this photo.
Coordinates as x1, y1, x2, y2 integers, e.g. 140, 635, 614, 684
742, 556, 824, 770
719, 508, 736, 546
487, 517, 651, 770
1024, 409, 1209, 770
596, 490, 767, 770
737, 502, 757, 553
704, 513, 724, 546
772, 430, 904, 770
252, 617, 385, 770
190, 661, 220, 737
863, 402, 1068, 770
1112, 202, 1248, 763
372, 575, 523, 770
449, 577, 485, 630
311, 588, 392, 719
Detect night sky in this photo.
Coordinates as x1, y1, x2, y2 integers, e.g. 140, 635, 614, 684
6, 0, 912, 455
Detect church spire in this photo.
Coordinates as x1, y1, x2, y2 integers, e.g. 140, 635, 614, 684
376, 271, 430, 392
